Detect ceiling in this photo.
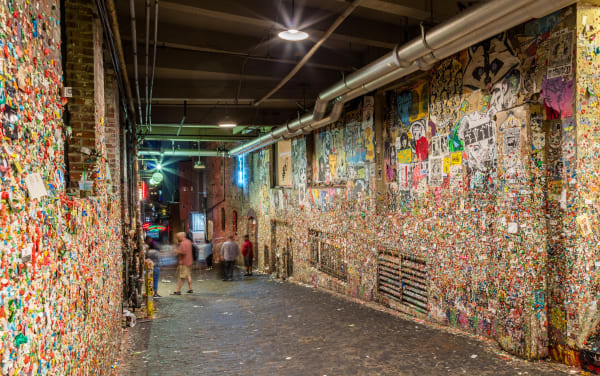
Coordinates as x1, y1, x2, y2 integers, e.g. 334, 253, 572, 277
114, 0, 487, 151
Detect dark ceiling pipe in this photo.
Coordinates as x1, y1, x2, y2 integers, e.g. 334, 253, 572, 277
106, 0, 136, 121
145, 0, 150, 126
129, 0, 144, 124
149, 0, 159, 131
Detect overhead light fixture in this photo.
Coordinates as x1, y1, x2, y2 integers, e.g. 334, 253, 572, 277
278, 29, 308, 41
218, 116, 237, 128
151, 172, 163, 183
194, 161, 206, 169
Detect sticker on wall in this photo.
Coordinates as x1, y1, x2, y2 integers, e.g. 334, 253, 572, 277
429, 158, 443, 187
576, 214, 592, 238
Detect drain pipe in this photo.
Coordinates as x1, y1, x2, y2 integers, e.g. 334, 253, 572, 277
144, 0, 150, 126
149, 0, 159, 131
176, 100, 187, 137
207, 155, 227, 216
106, 0, 136, 119
230, 0, 577, 156
129, 0, 144, 124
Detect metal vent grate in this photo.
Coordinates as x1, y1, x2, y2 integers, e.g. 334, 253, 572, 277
378, 249, 428, 314
377, 250, 402, 302
399, 254, 428, 312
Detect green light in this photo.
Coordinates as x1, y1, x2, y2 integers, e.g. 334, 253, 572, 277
152, 172, 163, 183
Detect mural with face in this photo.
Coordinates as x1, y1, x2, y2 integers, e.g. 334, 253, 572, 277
457, 112, 496, 188
397, 90, 412, 127
410, 119, 428, 162
463, 33, 520, 91
292, 138, 307, 187
430, 58, 463, 134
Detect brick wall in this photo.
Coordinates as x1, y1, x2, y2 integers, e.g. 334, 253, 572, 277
0, 0, 124, 373
65, 0, 96, 187
104, 64, 120, 193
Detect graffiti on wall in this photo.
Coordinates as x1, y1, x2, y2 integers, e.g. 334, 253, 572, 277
243, 5, 600, 367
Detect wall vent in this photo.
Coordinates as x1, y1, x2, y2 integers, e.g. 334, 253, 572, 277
378, 248, 428, 314
309, 229, 347, 281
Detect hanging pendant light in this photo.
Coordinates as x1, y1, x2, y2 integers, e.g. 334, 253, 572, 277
278, 0, 309, 41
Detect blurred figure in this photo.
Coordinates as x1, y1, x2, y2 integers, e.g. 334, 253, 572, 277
145, 236, 162, 298
241, 235, 253, 276
172, 232, 193, 295
220, 235, 240, 281
203, 239, 213, 270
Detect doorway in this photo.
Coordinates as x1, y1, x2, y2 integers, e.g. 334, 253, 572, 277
270, 219, 293, 279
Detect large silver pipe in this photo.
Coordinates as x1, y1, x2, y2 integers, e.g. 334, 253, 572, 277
316, 0, 537, 105
229, 0, 575, 156
137, 149, 227, 157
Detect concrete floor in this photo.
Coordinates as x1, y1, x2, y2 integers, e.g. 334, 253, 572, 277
116, 267, 575, 376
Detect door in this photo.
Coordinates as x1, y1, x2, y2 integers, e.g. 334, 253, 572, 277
247, 216, 257, 268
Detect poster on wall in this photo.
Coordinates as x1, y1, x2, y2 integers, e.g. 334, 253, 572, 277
547, 29, 573, 79
277, 139, 292, 186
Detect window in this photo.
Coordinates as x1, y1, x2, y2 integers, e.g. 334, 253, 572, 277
220, 207, 225, 231
232, 210, 238, 235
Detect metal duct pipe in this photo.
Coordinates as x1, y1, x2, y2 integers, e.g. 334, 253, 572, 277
137, 149, 227, 157
304, 100, 344, 133
316, 0, 537, 107
229, 0, 575, 156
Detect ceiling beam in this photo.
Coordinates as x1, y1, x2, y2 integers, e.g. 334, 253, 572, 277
333, 0, 431, 21
147, 79, 324, 101
142, 134, 255, 142
148, 123, 274, 128
138, 149, 227, 157
136, 66, 282, 81
123, 38, 357, 72
147, 98, 303, 108
159, 1, 396, 49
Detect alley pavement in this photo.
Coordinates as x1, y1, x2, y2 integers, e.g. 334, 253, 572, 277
117, 267, 574, 376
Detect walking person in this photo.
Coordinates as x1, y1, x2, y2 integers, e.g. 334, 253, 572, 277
220, 235, 240, 281
241, 234, 254, 276
172, 232, 194, 295
145, 236, 162, 298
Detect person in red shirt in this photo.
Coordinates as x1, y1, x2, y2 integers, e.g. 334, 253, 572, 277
173, 232, 194, 295
241, 234, 254, 276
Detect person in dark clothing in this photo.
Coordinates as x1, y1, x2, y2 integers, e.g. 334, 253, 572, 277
145, 236, 161, 298
241, 235, 254, 276
203, 239, 213, 270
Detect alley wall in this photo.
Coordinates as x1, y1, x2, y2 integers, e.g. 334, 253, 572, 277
214, 4, 600, 371
0, 0, 123, 374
